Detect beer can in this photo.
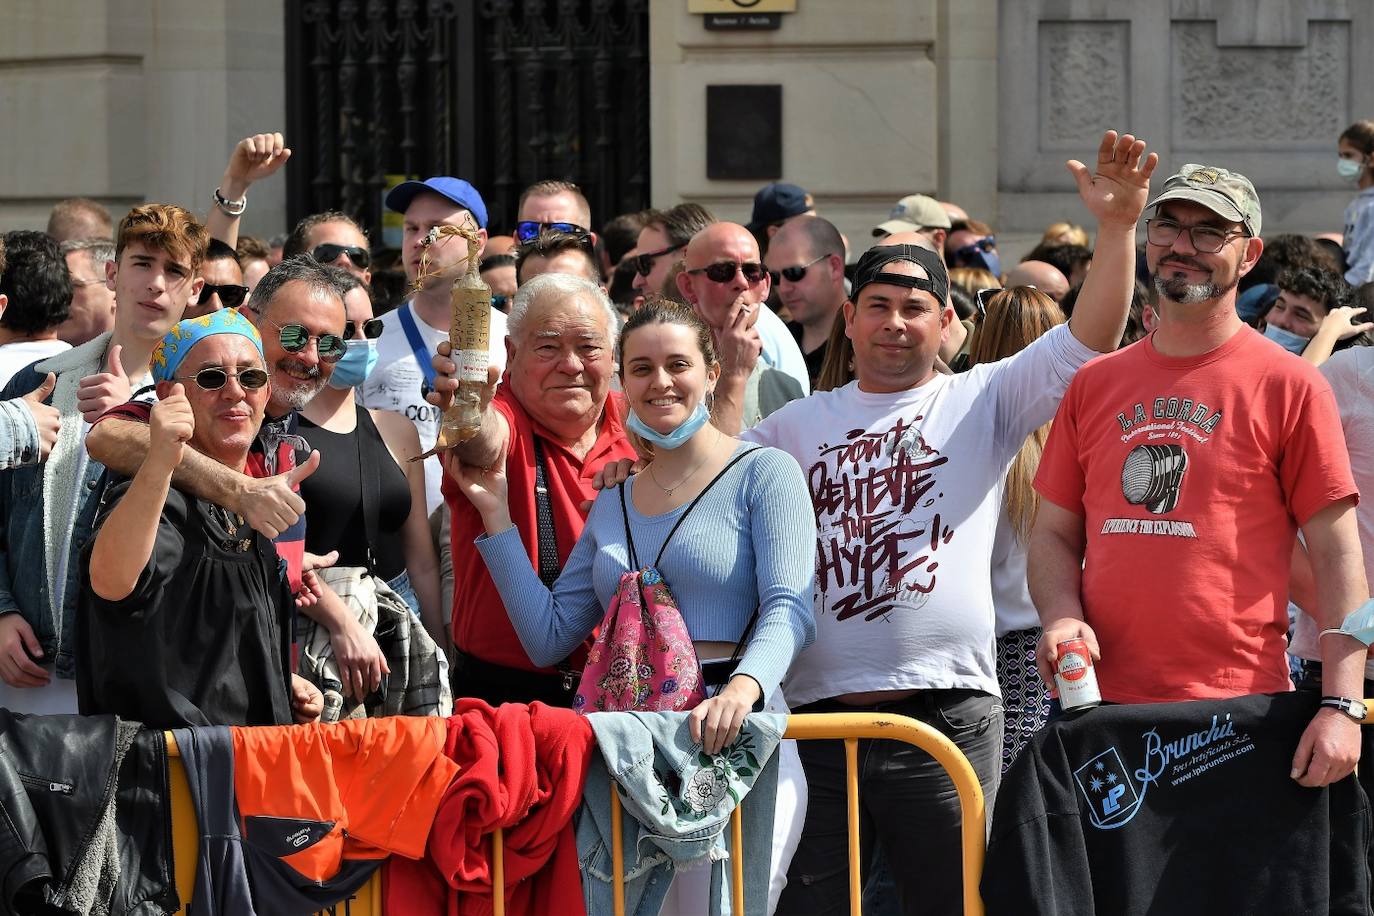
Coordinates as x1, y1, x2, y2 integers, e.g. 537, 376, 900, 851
1054, 637, 1102, 710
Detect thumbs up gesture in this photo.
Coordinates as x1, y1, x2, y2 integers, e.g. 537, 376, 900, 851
149, 383, 194, 472
76, 344, 132, 424
234, 449, 320, 538
16, 373, 60, 463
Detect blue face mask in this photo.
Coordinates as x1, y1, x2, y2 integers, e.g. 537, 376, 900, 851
1338, 157, 1364, 181
1262, 323, 1310, 355
326, 339, 378, 389
626, 400, 711, 450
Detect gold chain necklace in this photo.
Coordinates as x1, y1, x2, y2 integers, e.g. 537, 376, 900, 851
646, 433, 720, 497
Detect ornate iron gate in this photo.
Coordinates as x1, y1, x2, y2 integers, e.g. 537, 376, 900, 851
285, 0, 650, 244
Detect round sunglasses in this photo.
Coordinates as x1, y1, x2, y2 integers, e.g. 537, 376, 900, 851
344, 318, 385, 340
686, 261, 768, 284
176, 366, 270, 391
311, 243, 372, 270
258, 315, 347, 362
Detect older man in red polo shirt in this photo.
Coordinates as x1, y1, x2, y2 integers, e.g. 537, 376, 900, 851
431, 272, 637, 705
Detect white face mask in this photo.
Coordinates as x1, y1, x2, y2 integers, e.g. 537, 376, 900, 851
1338, 157, 1364, 181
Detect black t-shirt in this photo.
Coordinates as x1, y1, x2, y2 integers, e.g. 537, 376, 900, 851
983, 692, 1371, 915
77, 485, 293, 728
297, 409, 411, 579
786, 320, 828, 386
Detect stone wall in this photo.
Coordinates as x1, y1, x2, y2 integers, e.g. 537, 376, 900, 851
0, 1, 288, 239
998, 0, 1374, 240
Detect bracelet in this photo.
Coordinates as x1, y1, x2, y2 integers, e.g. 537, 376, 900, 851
212, 187, 247, 217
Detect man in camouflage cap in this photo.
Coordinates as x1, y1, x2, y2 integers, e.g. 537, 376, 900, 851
1032, 160, 1368, 791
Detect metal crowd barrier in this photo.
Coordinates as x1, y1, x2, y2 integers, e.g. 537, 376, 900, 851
166, 711, 987, 916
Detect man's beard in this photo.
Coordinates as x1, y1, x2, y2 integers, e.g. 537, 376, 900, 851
274, 357, 326, 411
1151, 256, 1240, 305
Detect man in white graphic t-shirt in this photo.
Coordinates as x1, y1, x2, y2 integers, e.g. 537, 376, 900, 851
726, 132, 1158, 916
359, 177, 508, 513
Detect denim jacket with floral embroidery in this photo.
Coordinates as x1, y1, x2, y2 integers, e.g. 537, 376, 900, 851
577, 711, 785, 916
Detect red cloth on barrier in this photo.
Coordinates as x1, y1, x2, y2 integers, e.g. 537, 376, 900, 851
384, 699, 594, 916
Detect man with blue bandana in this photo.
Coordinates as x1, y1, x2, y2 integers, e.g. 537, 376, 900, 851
79, 309, 322, 726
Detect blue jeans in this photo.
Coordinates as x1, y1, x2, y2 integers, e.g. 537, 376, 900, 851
385, 569, 420, 618
777, 689, 1002, 916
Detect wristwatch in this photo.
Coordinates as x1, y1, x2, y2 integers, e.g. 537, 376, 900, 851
213, 187, 247, 217
1320, 695, 1368, 722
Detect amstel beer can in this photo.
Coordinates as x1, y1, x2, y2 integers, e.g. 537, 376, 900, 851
1054, 638, 1102, 710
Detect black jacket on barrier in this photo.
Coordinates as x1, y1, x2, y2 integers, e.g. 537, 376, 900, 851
982, 692, 1372, 916
0, 711, 176, 916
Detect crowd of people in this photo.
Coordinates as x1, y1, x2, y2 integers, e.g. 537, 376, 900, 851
0, 117, 1371, 915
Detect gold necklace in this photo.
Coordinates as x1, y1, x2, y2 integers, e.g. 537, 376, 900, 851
647, 433, 719, 497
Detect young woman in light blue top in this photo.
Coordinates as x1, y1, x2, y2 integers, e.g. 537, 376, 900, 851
454, 298, 816, 753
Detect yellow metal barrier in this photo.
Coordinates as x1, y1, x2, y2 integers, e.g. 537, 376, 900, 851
608, 712, 986, 916
167, 712, 985, 916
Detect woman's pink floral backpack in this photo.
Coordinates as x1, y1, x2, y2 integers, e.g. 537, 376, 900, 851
573, 448, 761, 714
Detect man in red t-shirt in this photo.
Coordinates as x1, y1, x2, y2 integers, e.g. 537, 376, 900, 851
430, 272, 637, 706
1032, 163, 1367, 788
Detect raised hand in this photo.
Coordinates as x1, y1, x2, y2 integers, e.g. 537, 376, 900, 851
149, 383, 194, 471
1068, 131, 1159, 229
714, 297, 763, 380
18, 373, 59, 462
76, 344, 132, 424
223, 132, 291, 195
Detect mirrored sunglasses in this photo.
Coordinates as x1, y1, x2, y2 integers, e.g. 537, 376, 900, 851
261, 317, 347, 363
514, 220, 587, 243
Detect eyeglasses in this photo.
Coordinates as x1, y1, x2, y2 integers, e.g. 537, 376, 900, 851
71, 276, 107, 287
1144, 219, 1245, 254
343, 317, 385, 340
514, 220, 588, 243
176, 366, 270, 391
491, 293, 509, 312
311, 243, 372, 270
768, 254, 827, 286
257, 314, 347, 362
630, 243, 686, 277
686, 261, 768, 284
201, 283, 250, 309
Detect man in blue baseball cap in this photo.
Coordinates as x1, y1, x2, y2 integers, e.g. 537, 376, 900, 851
746, 182, 815, 256
359, 177, 508, 514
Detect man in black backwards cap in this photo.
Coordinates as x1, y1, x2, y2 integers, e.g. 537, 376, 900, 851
720, 131, 1159, 916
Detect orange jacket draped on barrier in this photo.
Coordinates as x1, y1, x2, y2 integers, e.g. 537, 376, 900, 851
385, 699, 595, 916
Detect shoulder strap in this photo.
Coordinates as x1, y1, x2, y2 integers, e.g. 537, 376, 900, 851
531, 437, 560, 589
355, 409, 382, 573
397, 304, 437, 386
618, 483, 639, 570
652, 446, 763, 569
